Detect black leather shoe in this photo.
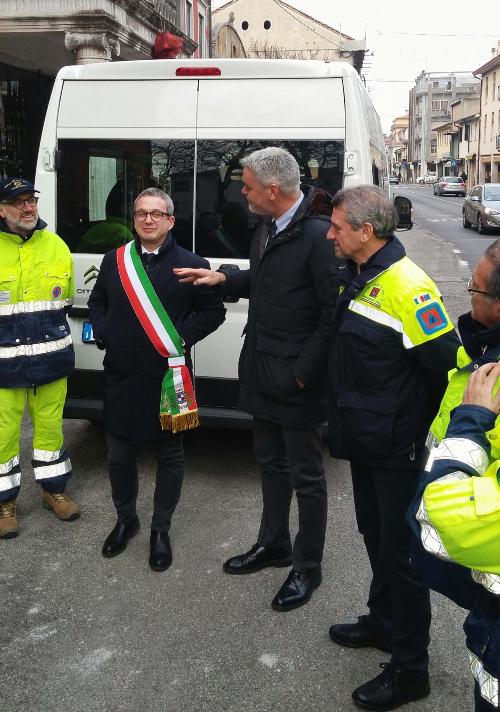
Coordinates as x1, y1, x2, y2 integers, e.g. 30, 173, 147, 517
271, 567, 322, 611
352, 663, 430, 710
223, 543, 292, 575
149, 530, 172, 572
329, 615, 392, 653
102, 517, 140, 558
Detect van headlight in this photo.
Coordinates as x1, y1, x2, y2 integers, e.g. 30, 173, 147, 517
485, 208, 500, 216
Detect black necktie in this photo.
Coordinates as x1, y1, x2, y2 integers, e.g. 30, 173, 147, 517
266, 221, 277, 249
142, 252, 155, 275
260, 220, 278, 257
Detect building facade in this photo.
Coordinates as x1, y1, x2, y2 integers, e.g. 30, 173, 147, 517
212, 0, 366, 72
386, 114, 409, 181
0, 0, 204, 179
450, 96, 480, 184
408, 71, 480, 181
474, 42, 500, 184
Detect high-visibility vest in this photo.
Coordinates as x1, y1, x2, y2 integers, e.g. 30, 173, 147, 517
0, 226, 74, 387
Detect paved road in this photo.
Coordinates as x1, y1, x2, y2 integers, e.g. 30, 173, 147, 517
394, 183, 497, 270
1, 227, 475, 712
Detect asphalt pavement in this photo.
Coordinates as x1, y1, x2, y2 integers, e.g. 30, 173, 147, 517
395, 183, 497, 270
1, 226, 475, 712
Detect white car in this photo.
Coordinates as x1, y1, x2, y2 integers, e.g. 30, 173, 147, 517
417, 173, 437, 184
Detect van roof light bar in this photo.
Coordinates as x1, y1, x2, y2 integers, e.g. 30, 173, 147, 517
175, 67, 221, 77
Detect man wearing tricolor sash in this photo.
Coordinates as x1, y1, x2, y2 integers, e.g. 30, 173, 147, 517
88, 188, 225, 571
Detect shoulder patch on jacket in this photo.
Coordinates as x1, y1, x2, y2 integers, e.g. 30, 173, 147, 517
415, 301, 449, 335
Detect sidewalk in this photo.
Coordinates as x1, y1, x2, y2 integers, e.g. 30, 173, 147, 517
399, 225, 470, 324
1, 228, 474, 712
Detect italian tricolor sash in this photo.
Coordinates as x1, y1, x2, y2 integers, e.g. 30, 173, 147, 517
116, 241, 199, 433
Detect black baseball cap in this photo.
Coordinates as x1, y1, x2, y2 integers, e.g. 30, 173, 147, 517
0, 178, 40, 202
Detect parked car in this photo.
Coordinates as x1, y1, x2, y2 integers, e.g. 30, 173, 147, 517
417, 173, 436, 184
389, 174, 399, 185
433, 176, 466, 196
462, 183, 500, 233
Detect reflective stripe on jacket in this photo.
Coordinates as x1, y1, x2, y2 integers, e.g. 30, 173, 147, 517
0, 224, 75, 387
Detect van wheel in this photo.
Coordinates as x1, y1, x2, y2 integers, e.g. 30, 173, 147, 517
477, 214, 487, 234
463, 211, 471, 228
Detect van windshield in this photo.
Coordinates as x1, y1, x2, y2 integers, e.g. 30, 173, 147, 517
57, 138, 344, 258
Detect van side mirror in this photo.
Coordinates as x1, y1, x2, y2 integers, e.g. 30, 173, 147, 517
394, 195, 413, 231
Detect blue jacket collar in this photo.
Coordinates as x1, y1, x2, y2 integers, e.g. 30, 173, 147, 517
458, 311, 500, 369
0, 215, 47, 240
341, 235, 405, 291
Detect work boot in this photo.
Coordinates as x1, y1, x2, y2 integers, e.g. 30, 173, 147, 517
352, 662, 430, 710
42, 491, 80, 521
0, 499, 19, 539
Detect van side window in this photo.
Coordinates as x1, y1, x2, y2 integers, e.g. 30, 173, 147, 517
195, 139, 344, 259
56, 139, 195, 253
57, 138, 344, 259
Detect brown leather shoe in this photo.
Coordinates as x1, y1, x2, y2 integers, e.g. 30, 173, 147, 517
42, 492, 80, 521
0, 499, 19, 539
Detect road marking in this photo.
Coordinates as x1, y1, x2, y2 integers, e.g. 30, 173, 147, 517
396, 188, 464, 207
459, 260, 469, 268
426, 218, 461, 222
431, 197, 465, 207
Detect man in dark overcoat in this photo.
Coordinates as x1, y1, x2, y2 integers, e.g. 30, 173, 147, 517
175, 147, 342, 611
88, 188, 225, 571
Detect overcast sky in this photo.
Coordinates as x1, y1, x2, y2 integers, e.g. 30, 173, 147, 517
211, 0, 500, 132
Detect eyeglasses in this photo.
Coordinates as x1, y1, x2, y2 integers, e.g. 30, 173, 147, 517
2, 197, 39, 210
134, 210, 171, 222
467, 277, 499, 299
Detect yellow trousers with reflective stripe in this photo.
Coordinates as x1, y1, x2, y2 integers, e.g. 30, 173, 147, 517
0, 378, 66, 469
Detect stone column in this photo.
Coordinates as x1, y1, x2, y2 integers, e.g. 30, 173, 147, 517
65, 32, 120, 64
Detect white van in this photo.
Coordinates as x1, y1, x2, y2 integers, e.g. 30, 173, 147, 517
35, 58, 390, 426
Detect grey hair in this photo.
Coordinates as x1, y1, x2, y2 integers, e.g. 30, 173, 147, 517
483, 240, 500, 297
332, 185, 398, 238
240, 147, 300, 196
134, 187, 174, 215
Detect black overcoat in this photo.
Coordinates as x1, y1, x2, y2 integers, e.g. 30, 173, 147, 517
88, 235, 226, 441
221, 185, 343, 428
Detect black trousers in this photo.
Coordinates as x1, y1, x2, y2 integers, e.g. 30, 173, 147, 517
350, 462, 431, 672
107, 433, 184, 533
253, 417, 327, 572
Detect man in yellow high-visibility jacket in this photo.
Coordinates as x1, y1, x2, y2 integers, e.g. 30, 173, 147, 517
411, 240, 500, 711
0, 177, 79, 539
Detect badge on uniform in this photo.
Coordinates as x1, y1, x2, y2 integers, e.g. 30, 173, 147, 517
52, 285, 62, 299
416, 302, 448, 335
360, 283, 384, 307
413, 292, 431, 305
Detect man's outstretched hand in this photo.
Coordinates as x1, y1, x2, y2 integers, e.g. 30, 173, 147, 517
173, 267, 226, 286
